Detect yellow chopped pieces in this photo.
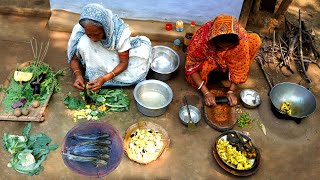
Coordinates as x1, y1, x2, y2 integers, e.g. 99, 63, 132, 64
280, 102, 292, 116
216, 138, 253, 170
14, 71, 33, 82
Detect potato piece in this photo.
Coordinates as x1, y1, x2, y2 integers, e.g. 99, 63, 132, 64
31, 100, 40, 108
14, 108, 22, 117
21, 108, 30, 116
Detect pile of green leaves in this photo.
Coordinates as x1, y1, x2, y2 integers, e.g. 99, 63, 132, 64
64, 88, 130, 120
65, 88, 130, 112
63, 92, 86, 110
1, 62, 64, 113
237, 112, 254, 128
2, 122, 58, 176
92, 88, 130, 112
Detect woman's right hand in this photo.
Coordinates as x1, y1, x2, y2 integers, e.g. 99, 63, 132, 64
204, 92, 216, 106
73, 75, 85, 90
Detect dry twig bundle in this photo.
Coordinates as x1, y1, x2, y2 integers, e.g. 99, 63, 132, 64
256, 9, 319, 86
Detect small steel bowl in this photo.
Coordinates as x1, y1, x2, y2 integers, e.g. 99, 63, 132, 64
134, 80, 173, 117
179, 105, 201, 126
240, 89, 261, 108
150, 46, 180, 81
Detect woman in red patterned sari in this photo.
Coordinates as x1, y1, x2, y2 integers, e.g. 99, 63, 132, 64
185, 14, 261, 106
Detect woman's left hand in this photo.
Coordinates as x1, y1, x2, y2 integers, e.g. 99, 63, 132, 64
226, 92, 238, 106
87, 76, 105, 91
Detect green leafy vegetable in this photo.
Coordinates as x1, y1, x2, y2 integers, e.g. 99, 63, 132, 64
64, 88, 130, 121
63, 92, 86, 110
2, 122, 58, 176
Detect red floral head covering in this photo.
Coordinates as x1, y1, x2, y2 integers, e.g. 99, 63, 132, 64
208, 14, 240, 40
185, 14, 261, 87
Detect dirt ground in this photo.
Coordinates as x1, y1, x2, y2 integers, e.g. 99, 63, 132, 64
0, 0, 319, 179
247, 0, 320, 45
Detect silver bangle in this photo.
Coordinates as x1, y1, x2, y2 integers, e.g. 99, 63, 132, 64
227, 90, 234, 94
198, 81, 204, 90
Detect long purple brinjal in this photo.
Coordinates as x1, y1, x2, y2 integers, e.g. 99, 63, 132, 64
30, 72, 47, 95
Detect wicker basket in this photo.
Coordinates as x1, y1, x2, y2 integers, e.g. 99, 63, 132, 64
123, 121, 170, 164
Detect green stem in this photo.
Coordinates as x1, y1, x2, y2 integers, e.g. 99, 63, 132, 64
105, 102, 126, 108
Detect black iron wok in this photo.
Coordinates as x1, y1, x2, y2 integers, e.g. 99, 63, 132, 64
270, 82, 317, 119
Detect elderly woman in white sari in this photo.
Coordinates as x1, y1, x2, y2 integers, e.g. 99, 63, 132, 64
67, 3, 152, 91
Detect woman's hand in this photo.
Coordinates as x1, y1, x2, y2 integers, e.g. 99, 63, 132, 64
226, 91, 238, 106
70, 55, 85, 91
87, 76, 105, 91
204, 92, 216, 106
73, 76, 85, 90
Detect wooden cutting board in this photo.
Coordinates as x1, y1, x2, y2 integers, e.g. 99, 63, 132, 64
204, 89, 236, 131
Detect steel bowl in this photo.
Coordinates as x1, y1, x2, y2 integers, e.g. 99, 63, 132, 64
240, 89, 261, 108
179, 105, 201, 126
150, 46, 180, 81
134, 80, 173, 117
270, 82, 316, 118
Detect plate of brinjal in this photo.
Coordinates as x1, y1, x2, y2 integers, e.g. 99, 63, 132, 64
61, 121, 123, 178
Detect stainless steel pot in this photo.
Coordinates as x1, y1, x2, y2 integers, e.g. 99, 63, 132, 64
133, 80, 173, 117
150, 46, 180, 81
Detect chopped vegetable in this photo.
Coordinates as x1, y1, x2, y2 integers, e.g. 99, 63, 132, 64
280, 102, 292, 116
128, 128, 163, 162
14, 71, 33, 82
237, 112, 253, 128
216, 138, 253, 170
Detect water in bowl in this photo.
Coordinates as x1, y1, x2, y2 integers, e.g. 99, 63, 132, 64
139, 91, 167, 108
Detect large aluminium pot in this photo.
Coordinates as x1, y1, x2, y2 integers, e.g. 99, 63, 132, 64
133, 80, 173, 117
269, 82, 316, 119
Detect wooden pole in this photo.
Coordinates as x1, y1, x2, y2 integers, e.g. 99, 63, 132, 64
239, 0, 254, 28
252, 0, 261, 14
275, 0, 294, 18
298, 9, 312, 84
